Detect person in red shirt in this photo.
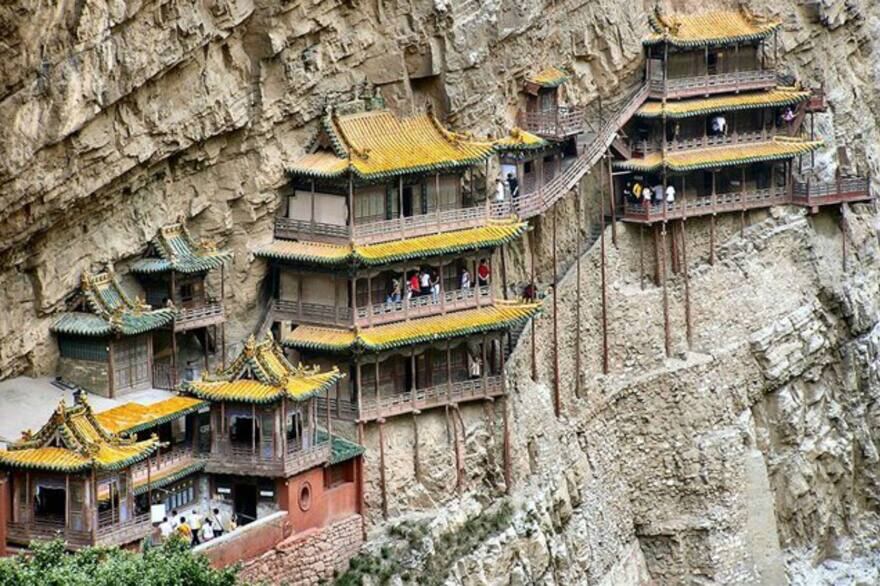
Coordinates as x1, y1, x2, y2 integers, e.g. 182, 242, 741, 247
409, 272, 421, 297
477, 259, 490, 287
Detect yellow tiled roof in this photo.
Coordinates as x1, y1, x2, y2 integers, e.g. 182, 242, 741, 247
96, 396, 207, 434
614, 138, 822, 173
526, 67, 570, 88
257, 221, 527, 267
0, 396, 158, 473
284, 302, 541, 352
183, 333, 342, 403
637, 88, 811, 119
494, 128, 549, 152
290, 109, 495, 180
646, 9, 780, 47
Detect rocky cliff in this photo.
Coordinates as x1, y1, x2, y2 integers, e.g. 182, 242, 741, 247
2, 0, 880, 584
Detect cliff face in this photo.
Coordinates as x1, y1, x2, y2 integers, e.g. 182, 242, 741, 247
2, 0, 880, 584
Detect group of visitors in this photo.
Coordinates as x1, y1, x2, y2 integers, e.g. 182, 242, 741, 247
495, 174, 520, 202
623, 180, 676, 207
385, 261, 491, 304
158, 507, 236, 547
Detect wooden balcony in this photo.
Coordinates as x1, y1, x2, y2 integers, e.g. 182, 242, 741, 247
274, 202, 511, 246
622, 188, 789, 223
622, 179, 872, 224
129, 447, 197, 489
792, 177, 872, 210
7, 513, 153, 550
204, 439, 330, 478
516, 106, 587, 139
317, 375, 504, 423
649, 70, 777, 100
173, 301, 225, 332
631, 130, 776, 156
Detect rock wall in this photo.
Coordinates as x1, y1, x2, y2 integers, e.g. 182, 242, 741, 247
3, 0, 880, 584
237, 514, 363, 585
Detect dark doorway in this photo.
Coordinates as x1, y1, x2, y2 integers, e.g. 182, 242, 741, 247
402, 186, 414, 217
707, 51, 720, 75
403, 357, 414, 394
230, 416, 258, 447
233, 484, 258, 525
34, 486, 65, 523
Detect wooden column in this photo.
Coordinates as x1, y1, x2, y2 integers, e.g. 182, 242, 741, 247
600, 179, 609, 375
639, 225, 645, 290
399, 176, 405, 233
410, 347, 418, 410
355, 360, 363, 422
374, 358, 381, 407
378, 420, 388, 519
502, 396, 511, 493
202, 328, 209, 370
575, 179, 582, 397
481, 334, 489, 395
251, 403, 256, 454
607, 152, 617, 246
552, 204, 560, 417
310, 179, 316, 224
661, 224, 671, 357
529, 228, 537, 382
710, 170, 717, 265
435, 172, 442, 231
500, 244, 509, 301
446, 340, 453, 402
741, 167, 747, 235
108, 339, 116, 398
366, 276, 373, 326
348, 172, 355, 241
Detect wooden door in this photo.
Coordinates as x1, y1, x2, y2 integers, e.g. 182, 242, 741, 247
113, 336, 151, 391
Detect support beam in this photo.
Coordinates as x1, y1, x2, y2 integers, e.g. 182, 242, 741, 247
575, 179, 582, 397
378, 420, 388, 519
502, 397, 511, 493
552, 204, 561, 416
639, 225, 645, 290
661, 224, 671, 357
606, 152, 617, 247
412, 414, 421, 482
529, 227, 537, 382
600, 181, 609, 375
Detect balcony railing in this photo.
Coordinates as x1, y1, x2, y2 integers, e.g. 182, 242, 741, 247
272, 299, 353, 326
205, 439, 330, 477
516, 105, 587, 139
274, 202, 512, 246
130, 447, 196, 487
173, 301, 225, 331
8, 513, 153, 549
792, 177, 872, 207
317, 376, 504, 423
355, 286, 492, 326
631, 130, 777, 156
623, 188, 788, 222
649, 70, 777, 99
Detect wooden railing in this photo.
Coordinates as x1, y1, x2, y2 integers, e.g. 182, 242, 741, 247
358, 376, 504, 422
649, 70, 777, 99
174, 301, 224, 331
272, 299, 353, 326
274, 202, 512, 247
95, 513, 152, 545
7, 520, 93, 549
130, 447, 195, 487
792, 177, 872, 206
623, 177, 872, 223
355, 286, 491, 326
152, 362, 178, 390
516, 105, 587, 138
631, 130, 776, 155
206, 439, 330, 477
515, 84, 650, 220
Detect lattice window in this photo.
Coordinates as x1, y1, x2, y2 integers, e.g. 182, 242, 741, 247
58, 335, 108, 362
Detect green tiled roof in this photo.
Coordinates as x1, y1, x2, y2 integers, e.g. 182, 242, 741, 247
130, 222, 231, 275
318, 431, 365, 465
52, 270, 174, 337
131, 461, 206, 497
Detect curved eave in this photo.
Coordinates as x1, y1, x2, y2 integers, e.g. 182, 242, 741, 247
636, 92, 810, 120
123, 401, 208, 435
613, 140, 823, 173
182, 372, 341, 404
643, 27, 779, 49
131, 461, 206, 497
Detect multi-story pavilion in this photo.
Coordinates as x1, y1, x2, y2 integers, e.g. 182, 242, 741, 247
182, 334, 363, 531
0, 393, 159, 549
129, 221, 232, 388
615, 8, 871, 225
52, 270, 174, 397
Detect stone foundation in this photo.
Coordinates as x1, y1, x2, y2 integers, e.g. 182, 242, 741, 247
57, 357, 109, 397
238, 514, 363, 585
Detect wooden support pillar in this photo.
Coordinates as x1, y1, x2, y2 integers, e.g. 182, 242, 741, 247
842, 206, 848, 272
639, 225, 645, 290
529, 227, 537, 382
502, 397, 511, 493
202, 328, 209, 370
220, 264, 226, 368
741, 167, 747, 235
606, 152, 617, 247
481, 334, 489, 395
412, 414, 420, 482
355, 360, 363, 421
446, 339, 453, 402
681, 219, 693, 350
410, 347, 417, 410
552, 204, 560, 416
500, 244, 509, 301
107, 339, 116, 398
575, 180, 582, 397
398, 176, 405, 233
251, 403, 256, 454
653, 224, 661, 286
661, 223, 671, 357
670, 218, 680, 275
600, 182, 609, 375
377, 419, 388, 519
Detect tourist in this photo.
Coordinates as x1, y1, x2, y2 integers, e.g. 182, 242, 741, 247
409, 271, 421, 298
495, 178, 506, 202
177, 516, 193, 545
227, 514, 238, 533
460, 267, 471, 290
387, 278, 401, 304
468, 354, 481, 379
200, 517, 216, 542
623, 181, 634, 204
782, 106, 796, 132
522, 282, 536, 302
190, 510, 203, 546
653, 183, 664, 204
431, 270, 441, 302
170, 510, 179, 530
666, 183, 676, 203
711, 114, 727, 136
632, 181, 643, 202
477, 259, 490, 287
210, 508, 225, 538
507, 173, 519, 201
159, 516, 173, 540
420, 269, 431, 297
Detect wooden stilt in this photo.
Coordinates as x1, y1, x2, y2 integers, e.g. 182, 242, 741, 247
661, 223, 671, 357
709, 215, 716, 265
670, 221, 680, 275
412, 414, 420, 482
500, 244, 509, 301
530, 227, 537, 382
502, 397, 511, 493
653, 224, 661, 286
681, 220, 693, 349
842, 206, 848, 272
378, 419, 388, 519
600, 179, 609, 375
607, 153, 617, 247
575, 177, 582, 398
552, 204, 560, 417
639, 225, 645, 290
451, 408, 462, 493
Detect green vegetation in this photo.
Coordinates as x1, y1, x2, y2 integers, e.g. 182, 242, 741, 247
0, 538, 240, 586
335, 500, 514, 585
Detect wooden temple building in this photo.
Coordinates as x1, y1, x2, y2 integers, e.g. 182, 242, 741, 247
615, 8, 871, 225
52, 270, 175, 397
0, 393, 161, 549
181, 334, 363, 531
129, 221, 232, 389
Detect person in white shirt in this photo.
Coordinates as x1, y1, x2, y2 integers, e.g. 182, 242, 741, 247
711, 115, 727, 136
159, 517, 173, 540
200, 519, 215, 542
665, 184, 676, 203
460, 268, 471, 290
419, 269, 431, 296
495, 178, 506, 202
